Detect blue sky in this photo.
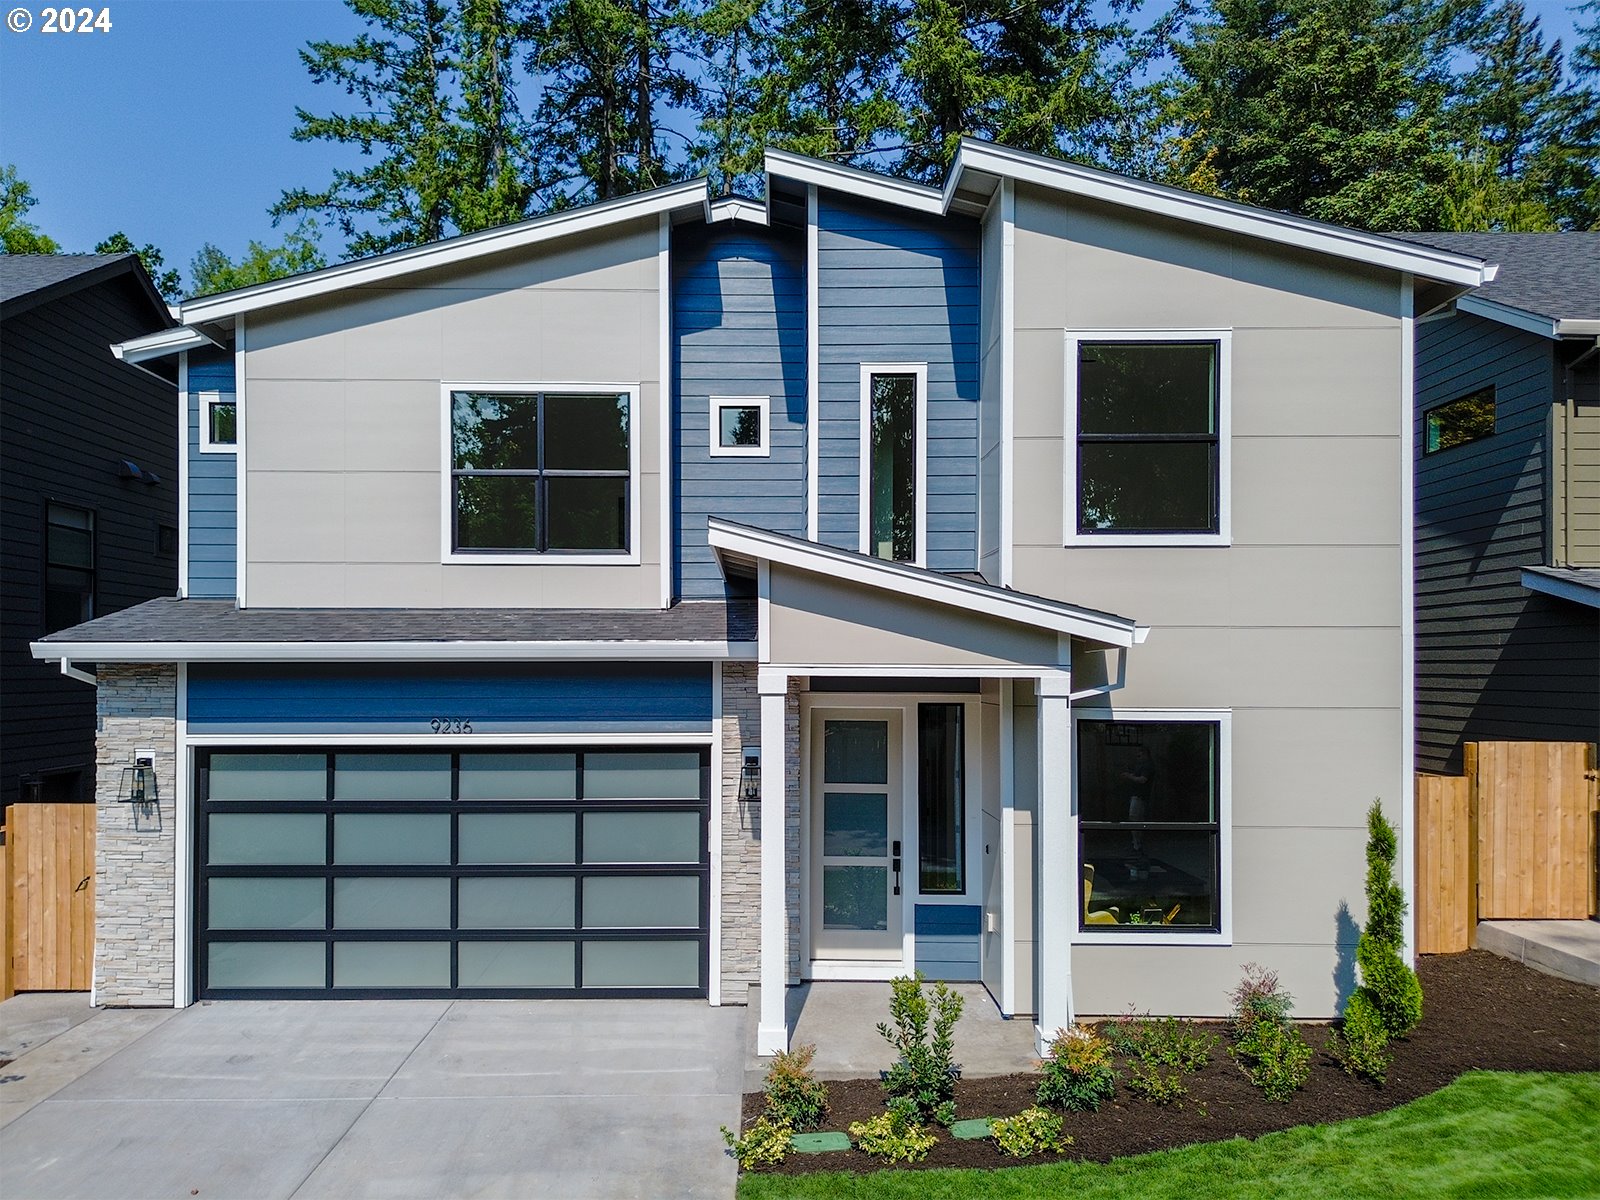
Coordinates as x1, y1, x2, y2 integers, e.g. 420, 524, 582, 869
0, 0, 1591, 290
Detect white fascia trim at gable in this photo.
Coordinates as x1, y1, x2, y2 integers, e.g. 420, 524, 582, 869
179, 180, 708, 325
31, 639, 757, 664
707, 518, 1138, 647
1455, 294, 1560, 339
705, 195, 770, 226
764, 150, 946, 215
950, 141, 1495, 289
1521, 568, 1600, 609
112, 324, 223, 363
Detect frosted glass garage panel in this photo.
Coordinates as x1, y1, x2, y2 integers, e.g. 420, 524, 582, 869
459, 942, 576, 988
208, 813, 326, 865
583, 811, 700, 863
335, 813, 450, 864
209, 941, 325, 989
458, 813, 575, 864
209, 878, 326, 930
582, 940, 699, 987
335, 877, 452, 928
583, 752, 700, 799
459, 877, 575, 928
458, 753, 577, 800
335, 941, 451, 988
583, 876, 699, 928
334, 754, 452, 800
208, 753, 326, 801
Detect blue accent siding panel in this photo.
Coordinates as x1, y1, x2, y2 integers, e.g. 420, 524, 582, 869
913, 904, 981, 981
188, 663, 713, 735
674, 221, 808, 598
187, 346, 237, 599
815, 195, 980, 571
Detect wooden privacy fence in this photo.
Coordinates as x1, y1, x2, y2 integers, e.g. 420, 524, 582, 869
1416, 741, 1600, 954
2, 803, 96, 996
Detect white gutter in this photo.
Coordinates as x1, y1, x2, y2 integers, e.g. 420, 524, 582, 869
112, 324, 223, 363
59, 658, 97, 685
32, 639, 757, 664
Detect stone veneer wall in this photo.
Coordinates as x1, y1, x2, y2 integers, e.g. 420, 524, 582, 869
719, 662, 802, 1002
93, 663, 178, 1006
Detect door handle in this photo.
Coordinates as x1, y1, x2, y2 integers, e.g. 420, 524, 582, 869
892, 840, 902, 896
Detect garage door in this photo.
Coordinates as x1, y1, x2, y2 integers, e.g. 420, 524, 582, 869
196, 747, 709, 998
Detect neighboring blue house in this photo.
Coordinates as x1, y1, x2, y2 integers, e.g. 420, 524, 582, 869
34, 143, 1494, 1056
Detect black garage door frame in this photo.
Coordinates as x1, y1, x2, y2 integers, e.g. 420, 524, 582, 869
194, 745, 711, 1000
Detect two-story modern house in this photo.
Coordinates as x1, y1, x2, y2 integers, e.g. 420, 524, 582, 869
1395, 233, 1599, 774
32, 142, 1493, 1055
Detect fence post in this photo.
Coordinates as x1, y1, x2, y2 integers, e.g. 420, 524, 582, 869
1464, 743, 1480, 949
1, 808, 12, 1001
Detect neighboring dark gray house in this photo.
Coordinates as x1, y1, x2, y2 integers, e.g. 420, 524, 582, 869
0, 254, 178, 807
1399, 233, 1600, 773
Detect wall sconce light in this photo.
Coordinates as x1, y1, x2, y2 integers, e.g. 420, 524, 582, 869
738, 747, 761, 805
119, 749, 158, 812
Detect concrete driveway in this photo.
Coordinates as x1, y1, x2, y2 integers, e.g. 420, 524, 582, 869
0, 994, 742, 1200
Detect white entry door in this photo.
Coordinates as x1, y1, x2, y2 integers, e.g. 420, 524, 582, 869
810, 711, 904, 962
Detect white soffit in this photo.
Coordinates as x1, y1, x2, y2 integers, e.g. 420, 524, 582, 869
707, 518, 1139, 648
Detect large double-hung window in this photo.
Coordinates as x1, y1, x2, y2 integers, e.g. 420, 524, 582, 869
448, 387, 635, 557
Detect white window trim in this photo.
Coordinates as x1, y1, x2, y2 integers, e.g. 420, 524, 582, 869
1062, 330, 1232, 547
708, 395, 771, 458
438, 381, 642, 566
198, 390, 237, 455
1069, 706, 1233, 946
858, 362, 929, 567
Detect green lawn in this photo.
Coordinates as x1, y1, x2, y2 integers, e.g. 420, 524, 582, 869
738, 1072, 1600, 1200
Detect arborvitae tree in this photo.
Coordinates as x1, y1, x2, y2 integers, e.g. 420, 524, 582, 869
189, 221, 330, 297
94, 232, 184, 301
1353, 799, 1423, 1037
0, 165, 61, 254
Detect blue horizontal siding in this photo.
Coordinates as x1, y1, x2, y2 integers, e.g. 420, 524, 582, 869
674, 221, 808, 598
913, 904, 982, 981
186, 346, 236, 599
188, 663, 713, 735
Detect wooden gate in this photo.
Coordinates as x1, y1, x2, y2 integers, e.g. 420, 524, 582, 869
1415, 741, 1600, 953
3, 803, 96, 993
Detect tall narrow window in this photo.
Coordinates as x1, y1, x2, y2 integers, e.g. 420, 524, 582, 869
918, 704, 965, 894
867, 371, 918, 562
44, 502, 94, 633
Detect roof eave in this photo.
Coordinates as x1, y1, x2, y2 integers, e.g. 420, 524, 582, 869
31, 638, 757, 663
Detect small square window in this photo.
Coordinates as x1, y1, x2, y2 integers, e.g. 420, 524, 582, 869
1423, 386, 1495, 455
200, 392, 237, 453
709, 396, 769, 457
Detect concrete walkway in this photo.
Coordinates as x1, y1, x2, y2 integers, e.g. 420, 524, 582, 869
1478, 919, 1600, 987
0, 996, 742, 1200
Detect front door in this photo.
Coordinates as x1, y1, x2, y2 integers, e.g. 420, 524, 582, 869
810, 711, 904, 963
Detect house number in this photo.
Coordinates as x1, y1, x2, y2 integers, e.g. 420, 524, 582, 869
429, 718, 474, 734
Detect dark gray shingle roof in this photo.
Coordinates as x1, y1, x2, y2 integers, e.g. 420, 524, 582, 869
1387, 232, 1600, 322
0, 253, 134, 305
37, 597, 757, 645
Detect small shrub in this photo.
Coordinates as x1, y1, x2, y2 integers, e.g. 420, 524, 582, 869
1099, 1006, 1148, 1057
990, 1106, 1073, 1157
849, 1107, 938, 1163
1037, 1025, 1117, 1112
933, 1099, 957, 1128
1139, 1015, 1217, 1072
1357, 800, 1424, 1037
877, 972, 964, 1120
1126, 1059, 1187, 1105
720, 1115, 792, 1170
1332, 988, 1393, 1085
762, 1043, 829, 1131
1231, 1019, 1313, 1101
1229, 963, 1294, 1037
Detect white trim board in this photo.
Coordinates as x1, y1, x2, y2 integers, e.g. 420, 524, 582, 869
197, 391, 237, 455
805, 185, 820, 542
112, 323, 223, 363
857, 363, 929, 567
32, 639, 757, 663
658, 214, 674, 608
709, 396, 772, 458
177, 351, 189, 599
1399, 278, 1417, 965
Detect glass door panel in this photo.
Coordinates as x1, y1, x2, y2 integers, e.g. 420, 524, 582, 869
811, 711, 904, 962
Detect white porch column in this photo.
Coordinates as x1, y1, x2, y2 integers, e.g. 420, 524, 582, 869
1035, 672, 1074, 1055
756, 667, 790, 1055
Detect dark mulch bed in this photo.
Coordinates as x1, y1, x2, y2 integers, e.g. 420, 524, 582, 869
742, 951, 1600, 1175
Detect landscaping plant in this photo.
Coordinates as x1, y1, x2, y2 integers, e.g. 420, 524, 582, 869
762, 1043, 829, 1131
1332, 989, 1394, 1084
1037, 1025, 1117, 1112
1138, 1015, 1217, 1072
876, 972, 964, 1121
1231, 1018, 1313, 1101
720, 1114, 792, 1170
848, 1104, 938, 1163
1228, 963, 1294, 1037
1126, 1059, 1187, 1105
989, 1106, 1073, 1157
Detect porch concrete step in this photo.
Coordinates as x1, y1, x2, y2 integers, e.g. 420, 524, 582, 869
1476, 919, 1600, 987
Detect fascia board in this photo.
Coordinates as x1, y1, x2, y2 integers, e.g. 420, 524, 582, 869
178, 179, 709, 324
112, 324, 223, 363
707, 519, 1136, 647
763, 150, 946, 215
1456, 294, 1560, 338
1520, 569, 1600, 609
32, 639, 757, 663
954, 140, 1494, 288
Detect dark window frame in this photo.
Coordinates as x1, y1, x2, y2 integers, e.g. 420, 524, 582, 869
1075, 339, 1221, 536
42, 499, 95, 635
1077, 717, 1223, 935
864, 368, 923, 564
1422, 385, 1496, 456
448, 389, 633, 556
